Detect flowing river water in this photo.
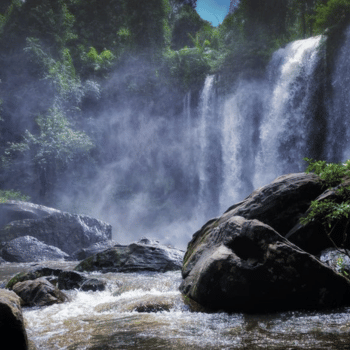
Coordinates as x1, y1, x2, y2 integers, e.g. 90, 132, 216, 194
2, 261, 350, 349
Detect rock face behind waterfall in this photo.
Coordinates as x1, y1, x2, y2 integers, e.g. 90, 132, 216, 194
75, 239, 184, 273
180, 173, 350, 312
0, 201, 112, 255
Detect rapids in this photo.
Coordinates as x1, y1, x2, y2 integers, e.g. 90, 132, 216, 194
2, 261, 350, 349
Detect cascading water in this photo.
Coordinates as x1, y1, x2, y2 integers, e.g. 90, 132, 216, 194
196, 75, 222, 219
255, 35, 324, 186
328, 25, 350, 162
220, 35, 325, 210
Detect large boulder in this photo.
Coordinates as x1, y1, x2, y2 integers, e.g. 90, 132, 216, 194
75, 239, 184, 273
0, 289, 28, 350
1, 235, 69, 262
180, 216, 350, 312
12, 278, 68, 307
0, 201, 112, 255
71, 240, 119, 261
216, 173, 324, 236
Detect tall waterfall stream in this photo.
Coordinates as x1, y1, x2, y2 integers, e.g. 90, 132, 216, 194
5, 31, 350, 349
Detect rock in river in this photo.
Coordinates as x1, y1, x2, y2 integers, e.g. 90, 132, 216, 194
0, 289, 28, 350
0, 200, 112, 255
180, 216, 350, 312
6, 266, 106, 292
12, 277, 68, 307
1, 235, 69, 262
71, 240, 119, 260
180, 173, 350, 313
75, 239, 184, 273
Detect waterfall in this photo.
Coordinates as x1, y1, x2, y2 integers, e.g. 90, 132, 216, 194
255, 35, 324, 187
60, 33, 333, 247
328, 25, 350, 162
197, 75, 222, 219
220, 35, 325, 211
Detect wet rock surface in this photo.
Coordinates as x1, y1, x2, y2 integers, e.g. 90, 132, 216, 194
180, 216, 350, 312
71, 240, 119, 261
1, 235, 69, 262
75, 239, 184, 273
0, 289, 28, 350
181, 173, 350, 313
6, 266, 105, 292
57, 270, 106, 291
12, 277, 68, 307
0, 201, 112, 255
217, 173, 324, 236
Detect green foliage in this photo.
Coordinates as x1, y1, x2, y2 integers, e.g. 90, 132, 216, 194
170, 4, 208, 50
0, 189, 30, 203
314, 0, 350, 33
163, 46, 211, 90
304, 157, 349, 187
2, 108, 93, 198
337, 255, 349, 276
301, 158, 350, 253
300, 199, 350, 228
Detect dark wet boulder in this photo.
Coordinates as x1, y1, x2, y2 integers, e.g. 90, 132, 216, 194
0, 289, 28, 350
12, 277, 68, 307
6, 267, 62, 290
216, 173, 324, 236
180, 216, 350, 313
1, 236, 69, 262
6, 266, 105, 292
71, 240, 119, 261
0, 200, 112, 255
75, 239, 184, 273
286, 187, 350, 255
57, 271, 106, 291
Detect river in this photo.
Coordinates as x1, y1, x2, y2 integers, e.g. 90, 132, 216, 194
2, 260, 350, 349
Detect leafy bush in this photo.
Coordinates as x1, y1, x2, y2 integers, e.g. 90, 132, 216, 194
314, 0, 350, 33
301, 158, 350, 254
2, 108, 94, 199
0, 189, 30, 203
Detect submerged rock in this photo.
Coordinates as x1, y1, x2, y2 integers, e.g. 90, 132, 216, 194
6, 266, 105, 292
0, 200, 112, 255
6, 267, 62, 290
180, 215, 350, 312
0, 289, 28, 350
71, 240, 119, 261
1, 235, 69, 262
97, 294, 181, 313
57, 271, 106, 291
75, 239, 184, 273
12, 278, 68, 307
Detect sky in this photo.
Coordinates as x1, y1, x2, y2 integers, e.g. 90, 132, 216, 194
196, 0, 231, 27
